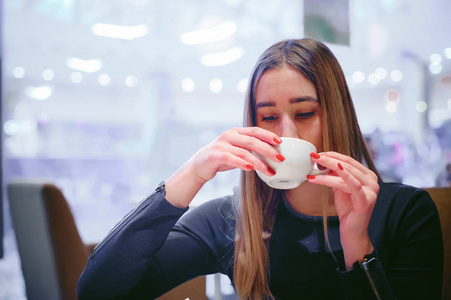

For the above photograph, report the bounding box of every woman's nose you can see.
[280,115,298,138]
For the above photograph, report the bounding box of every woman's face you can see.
[254,66,323,152]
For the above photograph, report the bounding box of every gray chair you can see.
[8,181,92,300]
[8,181,206,300]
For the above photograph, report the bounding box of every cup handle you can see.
[309,152,328,176]
[309,162,329,175]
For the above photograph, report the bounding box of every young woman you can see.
[77,39,443,299]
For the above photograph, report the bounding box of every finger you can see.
[212,151,275,177]
[222,130,284,163]
[310,152,371,186]
[323,151,378,180]
[227,147,277,176]
[336,163,377,210]
[307,174,352,194]
[336,163,366,198]
[236,127,283,145]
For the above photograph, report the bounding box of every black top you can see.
[77,182,444,299]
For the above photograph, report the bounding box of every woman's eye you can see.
[261,115,278,122]
[296,111,315,119]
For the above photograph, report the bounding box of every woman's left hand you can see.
[308,151,380,270]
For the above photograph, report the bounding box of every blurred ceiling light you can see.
[125,75,139,88]
[237,78,248,93]
[13,67,25,78]
[416,101,427,112]
[368,73,379,85]
[429,63,443,74]
[209,78,223,93]
[352,71,365,83]
[92,23,148,40]
[445,48,451,59]
[71,72,83,83]
[66,57,102,73]
[375,68,387,80]
[429,53,443,64]
[42,69,55,81]
[25,86,52,100]
[385,101,397,114]
[181,21,236,45]
[390,70,403,82]
[386,90,400,102]
[98,74,111,86]
[202,47,243,66]
[4,119,36,136]
[182,78,195,93]
[4,120,20,136]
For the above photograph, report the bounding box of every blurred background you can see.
[1,0,450,299]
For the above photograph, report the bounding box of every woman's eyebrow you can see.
[289,96,318,104]
[255,96,318,109]
[255,101,274,109]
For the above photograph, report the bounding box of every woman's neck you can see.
[283,181,336,216]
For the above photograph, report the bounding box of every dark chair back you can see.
[8,181,88,300]
[424,187,451,299]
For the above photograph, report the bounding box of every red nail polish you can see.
[273,136,282,144]
[267,167,276,176]
[245,163,254,171]
[310,152,320,159]
[275,153,285,162]
[337,162,344,170]
[307,175,316,180]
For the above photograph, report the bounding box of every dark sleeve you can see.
[385,188,443,299]
[337,186,444,300]
[337,249,396,299]
[76,187,229,300]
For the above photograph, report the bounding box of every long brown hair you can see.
[233,38,381,299]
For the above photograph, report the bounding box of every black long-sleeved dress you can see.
[77,182,444,299]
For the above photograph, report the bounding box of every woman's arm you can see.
[308,151,379,269]
[164,127,284,208]
[337,187,443,299]
[77,189,237,299]
[77,187,189,299]
[77,127,283,299]
[309,155,443,299]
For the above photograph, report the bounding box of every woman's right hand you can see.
[192,127,284,183]
[165,127,284,207]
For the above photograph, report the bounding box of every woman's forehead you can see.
[254,68,317,101]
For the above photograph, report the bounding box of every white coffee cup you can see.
[255,137,328,189]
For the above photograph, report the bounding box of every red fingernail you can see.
[307,175,316,180]
[267,167,276,176]
[275,153,285,162]
[337,162,344,170]
[273,136,282,144]
[245,163,254,171]
[310,152,320,159]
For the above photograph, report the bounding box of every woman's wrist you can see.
[165,158,206,208]
[341,236,374,271]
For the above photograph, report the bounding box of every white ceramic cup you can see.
[255,137,328,189]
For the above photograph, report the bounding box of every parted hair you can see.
[233,38,380,299]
